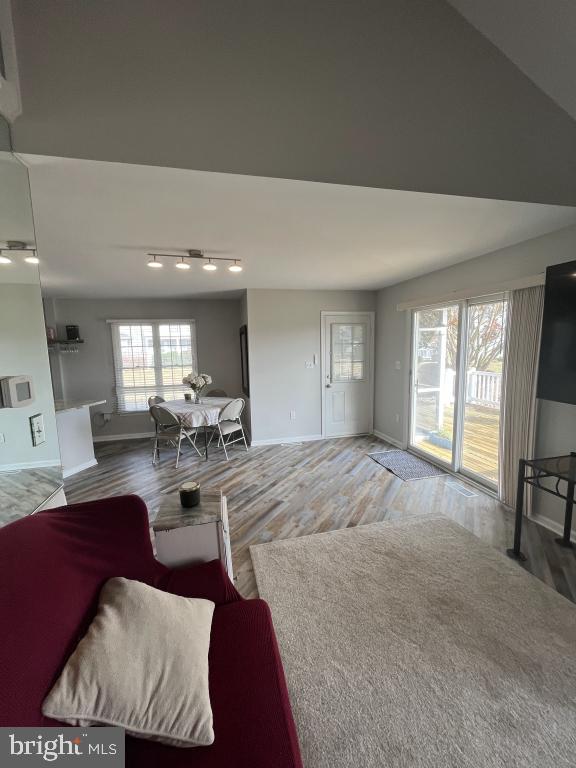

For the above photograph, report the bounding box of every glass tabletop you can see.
[525,455,576,483]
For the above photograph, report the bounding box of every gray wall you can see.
[0,115,10,151]
[247,289,376,443]
[374,224,576,530]
[0,282,60,468]
[0,148,60,473]
[48,297,243,439]
[11,0,576,205]
[239,291,251,436]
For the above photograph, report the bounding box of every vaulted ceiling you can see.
[10,0,576,206]
[447,0,576,121]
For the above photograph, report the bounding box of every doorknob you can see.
[326,383,332,388]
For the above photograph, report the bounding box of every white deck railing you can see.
[465,370,502,408]
[444,369,502,408]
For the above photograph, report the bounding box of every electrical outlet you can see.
[395,414,400,423]
[289,410,296,420]
[305,361,314,369]
[395,361,401,370]
[0,432,5,443]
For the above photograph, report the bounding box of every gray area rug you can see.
[369,449,446,480]
[251,518,576,768]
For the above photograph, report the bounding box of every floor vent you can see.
[446,480,478,498]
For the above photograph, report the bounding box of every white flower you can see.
[182,372,212,391]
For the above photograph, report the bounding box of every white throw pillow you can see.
[42,577,215,747]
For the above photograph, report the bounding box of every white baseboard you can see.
[252,431,396,447]
[93,431,155,443]
[62,459,98,478]
[372,430,406,449]
[251,434,324,447]
[0,459,61,471]
[530,511,576,543]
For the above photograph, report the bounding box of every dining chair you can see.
[206,389,228,397]
[148,395,166,438]
[209,398,248,460]
[149,405,203,467]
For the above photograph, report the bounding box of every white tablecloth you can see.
[161,397,233,428]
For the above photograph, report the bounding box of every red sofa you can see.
[0,495,303,768]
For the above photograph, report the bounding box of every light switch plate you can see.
[30,413,46,446]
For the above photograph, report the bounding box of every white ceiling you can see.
[20,154,576,299]
[447,0,576,120]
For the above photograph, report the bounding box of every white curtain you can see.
[499,285,545,512]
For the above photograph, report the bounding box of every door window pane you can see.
[461,299,507,485]
[411,306,459,464]
[331,323,366,382]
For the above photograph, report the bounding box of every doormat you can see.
[368,449,447,481]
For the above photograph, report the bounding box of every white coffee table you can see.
[152,488,233,579]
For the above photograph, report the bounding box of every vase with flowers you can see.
[182,372,212,403]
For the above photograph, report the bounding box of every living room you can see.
[1,2,576,767]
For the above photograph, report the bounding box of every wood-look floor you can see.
[64,436,576,603]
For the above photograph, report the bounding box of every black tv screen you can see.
[537,259,576,405]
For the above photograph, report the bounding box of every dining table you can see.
[161,397,233,460]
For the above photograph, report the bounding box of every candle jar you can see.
[179,481,200,508]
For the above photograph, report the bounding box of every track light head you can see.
[203,259,217,271]
[147,256,163,269]
[228,261,243,273]
[175,257,190,270]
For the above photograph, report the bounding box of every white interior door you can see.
[322,312,374,437]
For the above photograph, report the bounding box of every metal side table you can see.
[507,452,576,562]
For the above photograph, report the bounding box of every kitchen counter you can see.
[55,399,106,477]
[54,399,106,412]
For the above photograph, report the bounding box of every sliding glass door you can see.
[460,298,507,485]
[411,305,460,466]
[409,296,508,489]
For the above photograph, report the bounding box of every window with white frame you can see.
[110,320,197,412]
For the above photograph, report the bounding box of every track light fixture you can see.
[0,241,39,265]
[175,257,191,270]
[146,250,243,274]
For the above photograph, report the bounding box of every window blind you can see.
[110,320,197,412]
